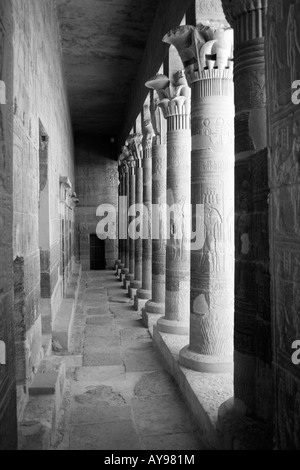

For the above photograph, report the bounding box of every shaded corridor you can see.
[53,271,205,450]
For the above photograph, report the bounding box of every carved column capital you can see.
[127,133,143,163]
[146,87,167,146]
[145,72,191,131]
[162,24,234,86]
[142,106,155,157]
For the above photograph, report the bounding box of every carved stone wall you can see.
[222,0,272,422]
[0,0,17,450]
[12,0,76,386]
[266,0,300,450]
[75,136,118,270]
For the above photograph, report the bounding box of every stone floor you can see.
[52,270,205,451]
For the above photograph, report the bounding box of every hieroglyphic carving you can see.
[163,23,234,361]
[192,117,233,145]
[148,68,191,334]
[286,2,300,85]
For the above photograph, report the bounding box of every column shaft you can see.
[135,149,152,309]
[143,143,167,326]
[125,163,136,287]
[121,166,129,279]
[180,78,235,372]
[130,161,143,292]
[221,0,272,420]
[157,122,191,335]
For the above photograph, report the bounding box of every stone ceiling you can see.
[56,0,160,137]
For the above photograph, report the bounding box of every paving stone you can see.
[140,432,204,451]
[74,385,127,406]
[86,307,110,316]
[123,350,162,372]
[86,316,114,326]
[85,324,120,338]
[83,352,123,367]
[71,404,132,425]
[69,421,141,450]
[74,366,125,383]
[133,371,176,397]
[53,271,206,451]
[131,394,197,437]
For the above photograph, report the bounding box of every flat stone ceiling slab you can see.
[56,0,160,137]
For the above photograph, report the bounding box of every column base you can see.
[129,279,141,290]
[123,275,133,290]
[115,259,122,269]
[142,301,165,328]
[128,286,137,300]
[142,309,163,329]
[117,264,124,278]
[117,268,122,279]
[120,268,129,282]
[179,345,233,374]
[134,289,151,312]
[217,397,273,450]
[156,317,189,336]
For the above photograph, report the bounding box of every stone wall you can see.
[12,0,75,385]
[75,135,118,270]
[0,0,18,450]
[266,0,300,450]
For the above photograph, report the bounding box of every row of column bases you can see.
[115,22,235,377]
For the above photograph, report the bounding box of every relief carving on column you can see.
[149,92,167,146]
[142,103,155,156]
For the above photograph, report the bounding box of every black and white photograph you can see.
[0,0,300,453]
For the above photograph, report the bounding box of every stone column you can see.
[120,159,130,282]
[124,156,136,290]
[116,163,125,279]
[217,0,272,433]
[148,72,191,335]
[134,109,154,311]
[128,134,143,299]
[266,0,300,450]
[142,89,167,328]
[163,25,235,371]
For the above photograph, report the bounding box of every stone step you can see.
[52,299,75,351]
[18,357,66,450]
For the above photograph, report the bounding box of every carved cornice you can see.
[162,25,234,86]
[145,71,191,120]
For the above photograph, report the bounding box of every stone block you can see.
[52,299,75,350]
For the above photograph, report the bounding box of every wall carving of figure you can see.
[287,1,300,85]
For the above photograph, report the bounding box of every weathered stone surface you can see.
[143,90,167,326]
[148,71,191,335]
[75,136,118,271]
[265,0,300,450]
[165,23,235,371]
[0,0,17,450]
[221,0,272,428]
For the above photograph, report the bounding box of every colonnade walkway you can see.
[53,270,205,450]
